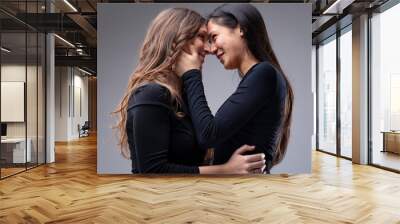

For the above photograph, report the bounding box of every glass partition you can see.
[1,30,28,177]
[0,1,46,179]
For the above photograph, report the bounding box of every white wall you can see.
[55,66,68,141]
[54,66,89,141]
[72,72,89,138]
[1,65,37,138]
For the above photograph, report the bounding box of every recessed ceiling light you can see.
[1,47,11,53]
[63,0,78,12]
[77,67,93,76]
[54,34,75,48]
[322,0,349,14]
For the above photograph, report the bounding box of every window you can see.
[339,27,352,158]
[370,2,400,171]
[317,35,337,155]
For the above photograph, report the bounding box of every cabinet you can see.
[382,131,400,154]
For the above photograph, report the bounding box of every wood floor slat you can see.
[1,134,400,223]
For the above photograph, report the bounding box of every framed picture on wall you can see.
[1,81,25,122]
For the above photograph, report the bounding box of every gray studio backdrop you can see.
[98,3,312,174]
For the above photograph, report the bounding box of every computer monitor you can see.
[1,123,7,137]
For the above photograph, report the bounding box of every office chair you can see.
[79,121,90,138]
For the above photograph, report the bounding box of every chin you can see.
[223,62,235,70]
[221,58,237,70]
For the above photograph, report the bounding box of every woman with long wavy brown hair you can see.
[113,8,265,174]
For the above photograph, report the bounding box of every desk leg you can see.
[382,133,386,152]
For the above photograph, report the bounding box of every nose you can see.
[205,42,217,55]
[204,42,211,55]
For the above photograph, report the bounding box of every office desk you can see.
[1,138,31,163]
[381,131,400,154]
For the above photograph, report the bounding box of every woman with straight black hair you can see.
[175,3,294,173]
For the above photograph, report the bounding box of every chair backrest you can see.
[82,121,90,129]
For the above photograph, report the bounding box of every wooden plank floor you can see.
[0,167,26,178]
[1,134,400,223]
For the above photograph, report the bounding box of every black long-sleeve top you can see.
[126,83,206,174]
[181,61,287,167]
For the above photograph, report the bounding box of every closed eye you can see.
[208,34,216,44]
[197,34,207,42]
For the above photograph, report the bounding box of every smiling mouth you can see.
[217,52,224,60]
